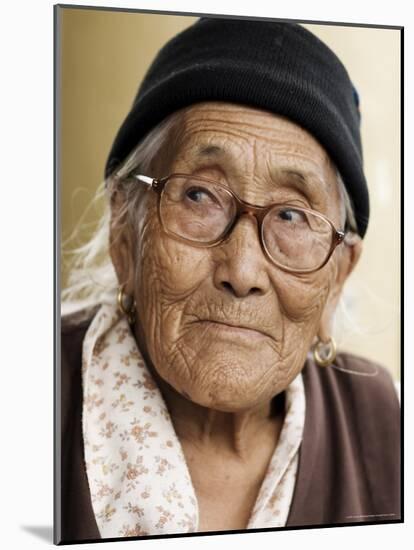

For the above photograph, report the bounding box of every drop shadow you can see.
[20,525,53,543]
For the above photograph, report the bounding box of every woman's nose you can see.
[213,213,271,298]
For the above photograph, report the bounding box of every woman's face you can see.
[114,102,358,412]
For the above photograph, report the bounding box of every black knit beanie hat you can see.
[105,17,369,237]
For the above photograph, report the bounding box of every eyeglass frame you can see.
[125,172,346,274]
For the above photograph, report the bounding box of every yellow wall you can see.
[58,8,401,379]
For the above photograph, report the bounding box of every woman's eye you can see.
[278,208,306,223]
[185,186,214,204]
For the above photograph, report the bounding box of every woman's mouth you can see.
[196,320,269,341]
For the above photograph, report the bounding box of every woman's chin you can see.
[174,370,277,413]
[154,343,288,411]
[184,388,261,413]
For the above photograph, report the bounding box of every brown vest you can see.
[57,311,401,543]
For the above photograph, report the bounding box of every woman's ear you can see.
[318,236,363,342]
[109,190,136,296]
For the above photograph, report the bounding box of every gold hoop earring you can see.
[117,285,136,325]
[313,336,337,367]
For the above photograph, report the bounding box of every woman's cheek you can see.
[139,208,207,294]
[270,265,335,325]
[136,228,212,354]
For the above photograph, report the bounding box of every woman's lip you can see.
[197,320,269,339]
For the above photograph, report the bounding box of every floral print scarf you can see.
[82,302,305,538]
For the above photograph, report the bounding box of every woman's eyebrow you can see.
[195,143,227,158]
[179,142,228,164]
[277,168,328,193]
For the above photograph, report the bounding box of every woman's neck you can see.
[133,324,285,461]
[158,378,285,459]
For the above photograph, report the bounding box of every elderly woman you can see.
[60,18,400,543]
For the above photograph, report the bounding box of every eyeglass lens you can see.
[160,176,333,271]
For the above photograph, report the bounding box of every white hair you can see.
[61,107,359,318]
[61,108,184,316]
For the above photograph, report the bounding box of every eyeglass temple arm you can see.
[133,174,155,187]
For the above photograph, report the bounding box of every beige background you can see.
[58,8,401,380]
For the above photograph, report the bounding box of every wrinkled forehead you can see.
[169,102,340,207]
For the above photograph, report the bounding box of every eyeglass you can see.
[126,172,346,274]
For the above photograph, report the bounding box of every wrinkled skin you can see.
[110,102,362,530]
